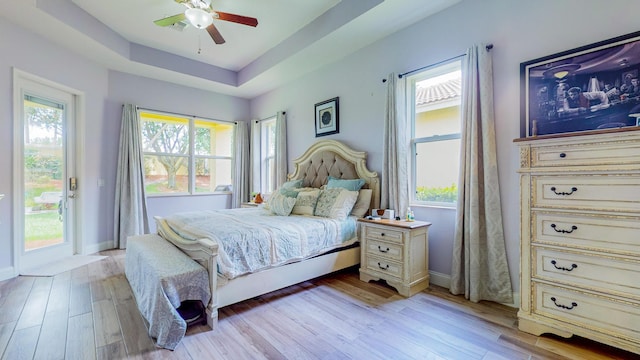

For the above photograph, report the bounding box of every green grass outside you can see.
[25,211,63,242]
[416,184,458,203]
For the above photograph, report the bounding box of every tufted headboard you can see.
[288,140,380,210]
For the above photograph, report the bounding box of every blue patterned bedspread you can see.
[159,207,357,280]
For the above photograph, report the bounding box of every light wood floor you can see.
[0,249,636,360]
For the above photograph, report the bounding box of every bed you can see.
[153,139,380,330]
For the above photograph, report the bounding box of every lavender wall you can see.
[0,18,109,278]
[2,0,639,298]
[106,71,250,233]
[0,19,249,278]
[249,0,640,299]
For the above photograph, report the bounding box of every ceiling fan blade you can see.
[154,13,186,26]
[206,24,226,44]
[214,11,258,27]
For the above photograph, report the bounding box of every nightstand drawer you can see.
[365,240,403,262]
[534,247,640,300]
[366,255,403,279]
[532,176,640,212]
[363,226,404,244]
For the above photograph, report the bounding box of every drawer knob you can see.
[377,262,389,270]
[380,233,385,237]
[559,152,566,158]
[550,186,578,196]
[377,246,390,253]
[550,260,578,271]
[550,224,578,234]
[550,297,578,310]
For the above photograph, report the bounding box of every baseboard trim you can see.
[429,270,450,289]
[82,240,115,255]
[0,266,17,281]
[428,270,519,308]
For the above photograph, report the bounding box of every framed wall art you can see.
[520,30,640,137]
[314,97,339,137]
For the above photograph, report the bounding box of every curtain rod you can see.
[133,105,237,124]
[254,111,286,123]
[382,44,493,83]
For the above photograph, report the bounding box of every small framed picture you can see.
[314,97,339,137]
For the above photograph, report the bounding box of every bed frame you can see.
[159,139,380,328]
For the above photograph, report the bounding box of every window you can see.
[409,60,462,206]
[139,110,234,195]
[260,116,276,194]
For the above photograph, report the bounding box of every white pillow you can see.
[268,190,297,216]
[314,188,359,220]
[350,189,373,217]
[291,189,321,216]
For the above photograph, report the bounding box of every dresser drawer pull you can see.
[377,246,390,253]
[550,224,578,234]
[550,186,578,196]
[550,260,578,271]
[559,152,566,158]
[377,262,389,270]
[550,297,578,310]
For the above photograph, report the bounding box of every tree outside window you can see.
[140,111,233,195]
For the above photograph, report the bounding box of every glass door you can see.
[15,76,76,271]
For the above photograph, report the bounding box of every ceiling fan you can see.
[154,0,258,45]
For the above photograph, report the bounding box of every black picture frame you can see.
[520,30,640,138]
[314,97,339,137]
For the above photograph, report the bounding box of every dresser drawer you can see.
[533,283,640,341]
[532,212,640,256]
[365,255,403,279]
[363,226,404,244]
[532,176,640,212]
[530,141,640,168]
[534,247,640,300]
[365,239,403,262]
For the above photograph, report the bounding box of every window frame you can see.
[407,59,462,208]
[259,116,277,195]
[139,109,234,197]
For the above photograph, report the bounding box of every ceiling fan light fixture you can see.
[185,8,212,29]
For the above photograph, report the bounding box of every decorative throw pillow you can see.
[268,189,298,216]
[326,176,365,191]
[281,179,303,189]
[314,188,359,220]
[277,187,299,198]
[291,188,321,216]
[350,189,373,217]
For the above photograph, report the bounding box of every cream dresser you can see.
[515,128,640,354]
[358,218,431,297]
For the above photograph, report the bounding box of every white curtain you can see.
[274,111,288,187]
[450,45,513,303]
[232,121,250,208]
[113,104,149,249]
[381,73,410,218]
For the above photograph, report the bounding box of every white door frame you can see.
[12,69,85,275]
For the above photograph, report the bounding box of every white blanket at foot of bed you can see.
[125,234,211,350]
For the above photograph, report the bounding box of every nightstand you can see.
[240,202,259,208]
[358,218,431,297]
